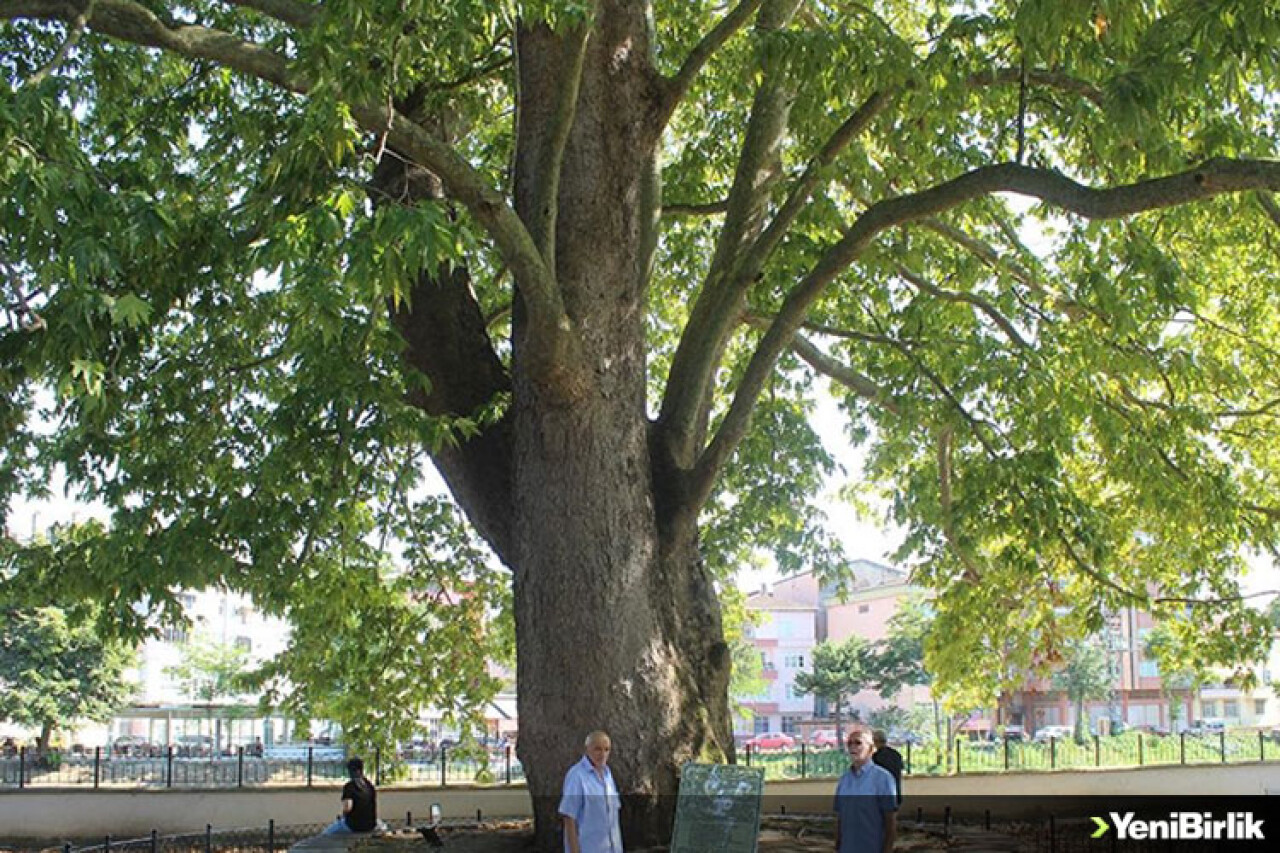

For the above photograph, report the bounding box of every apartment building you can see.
[735,560,923,736]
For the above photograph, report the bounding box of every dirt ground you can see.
[353,818,957,852]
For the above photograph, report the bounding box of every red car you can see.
[744,733,795,750]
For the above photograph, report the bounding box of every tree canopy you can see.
[793,634,871,726]
[1049,635,1112,740]
[3,1,1280,845]
[0,604,136,749]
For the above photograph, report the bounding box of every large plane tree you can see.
[3,1,1280,846]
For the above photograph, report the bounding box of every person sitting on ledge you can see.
[322,757,378,835]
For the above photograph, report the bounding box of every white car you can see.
[1033,725,1075,742]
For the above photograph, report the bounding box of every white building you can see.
[109,588,294,751]
[736,575,820,736]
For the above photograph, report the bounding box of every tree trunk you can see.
[37,720,53,754]
[504,9,733,849]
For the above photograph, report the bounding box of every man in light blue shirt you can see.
[834,725,898,853]
[558,730,623,853]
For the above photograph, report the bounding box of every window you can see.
[781,715,802,734]
[162,625,188,644]
[1254,699,1267,716]
[760,653,775,671]
[234,636,252,653]
[1223,700,1239,719]
[783,654,805,669]
[1139,659,1159,678]
[753,717,770,734]
[179,593,196,609]
[1201,700,1218,717]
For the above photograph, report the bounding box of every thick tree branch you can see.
[656,0,803,468]
[521,15,594,266]
[2,0,301,89]
[661,199,729,217]
[689,157,1280,509]
[658,0,764,126]
[1,0,575,388]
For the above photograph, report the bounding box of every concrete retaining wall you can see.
[2,763,1276,840]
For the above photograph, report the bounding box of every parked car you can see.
[1033,725,1075,742]
[744,733,795,750]
[111,735,159,757]
[809,730,840,748]
[1186,718,1227,735]
[999,725,1026,742]
[175,734,215,757]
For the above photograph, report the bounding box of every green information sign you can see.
[669,763,765,853]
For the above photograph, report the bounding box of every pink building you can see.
[736,560,928,737]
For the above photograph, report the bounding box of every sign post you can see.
[669,763,765,853]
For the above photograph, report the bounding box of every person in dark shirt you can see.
[322,757,378,834]
[870,729,904,806]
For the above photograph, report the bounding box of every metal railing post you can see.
[267,819,275,853]
[745,744,751,767]
[505,745,512,784]
[1004,736,1010,771]
[205,824,212,853]
[1137,733,1144,766]
[905,741,911,775]
[1094,734,1100,767]
[375,748,381,785]
[800,743,806,779]
[307,747,314,787]
[1180,732,1186,765]
[1050,737,1057,770]
[955,739,963,774]
[17,746,24,789]
[237,746,244,787]
[440,745,448,786]
[94,746,102,789]
[166,746,174,789]
[150,828,158,853]
[1219,731,1226,763]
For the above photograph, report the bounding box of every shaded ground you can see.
[343,816,994,852]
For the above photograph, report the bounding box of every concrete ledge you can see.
[3,762,1277,839]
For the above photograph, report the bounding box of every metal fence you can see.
[740,730,1280,780]
[0,745,525,790]
[3,731,1276,791]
